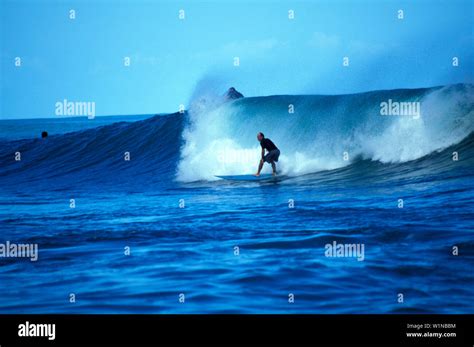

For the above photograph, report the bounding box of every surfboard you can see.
[215,174,277,181]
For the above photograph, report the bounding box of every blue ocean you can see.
[0,84,473,313]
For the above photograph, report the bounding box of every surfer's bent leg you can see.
[271,160,276,174]
[264,149,279,175]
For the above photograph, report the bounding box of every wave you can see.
[0,83,472,187]
[0,114,184,187]
[177,83,474,181]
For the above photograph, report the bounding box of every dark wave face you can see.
[0,84,473,313]
[0,114,184,190]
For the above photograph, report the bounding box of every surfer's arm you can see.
[255,147,265,176]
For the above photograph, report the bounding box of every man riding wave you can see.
[255,132,280,176]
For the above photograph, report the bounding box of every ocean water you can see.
[0,84,473,313]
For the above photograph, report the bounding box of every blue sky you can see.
[1,0,473,118]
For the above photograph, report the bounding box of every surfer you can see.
[255,132,280,176]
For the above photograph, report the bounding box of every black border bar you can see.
[0,314,473,345]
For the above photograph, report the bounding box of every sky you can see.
[1,0,473,119]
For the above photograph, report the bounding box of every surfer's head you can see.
[257,132,264,141]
